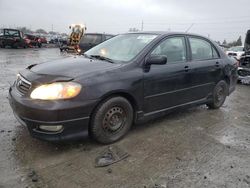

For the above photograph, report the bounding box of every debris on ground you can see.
[95,146,129,167]
[28,170,38,183]
[176,157,181,161]
[243,175,250,185]
[151,183,167,188]
[107,168,112,173]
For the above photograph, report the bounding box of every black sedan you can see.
[8,32,238,143]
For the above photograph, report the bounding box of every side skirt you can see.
[135,97,210,123]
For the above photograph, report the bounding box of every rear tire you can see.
[90,96,133,144]
[207,80,228,109]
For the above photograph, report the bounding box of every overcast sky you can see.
[0,0,250,42]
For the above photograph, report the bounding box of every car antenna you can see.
[185,23,194,33]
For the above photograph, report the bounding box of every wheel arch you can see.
[224,76,230,95]
[88,91,139,133]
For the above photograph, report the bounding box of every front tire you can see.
[90,96,133,144]
[207,80,228,109]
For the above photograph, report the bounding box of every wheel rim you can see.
[102,107,126,134]
[215,85,226,104]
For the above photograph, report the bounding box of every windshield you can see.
[4,29,19,37]
[228,46,244,52]
[80,34,102,45]
[85,33,158,62]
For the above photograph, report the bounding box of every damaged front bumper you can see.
[238,54,250,84]
[238,67,250,84]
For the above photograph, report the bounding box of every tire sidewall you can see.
[91,97,133,144]
[211,80,228,108]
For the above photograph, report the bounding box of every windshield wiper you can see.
[82,53,91,58]
[89,55,115,63]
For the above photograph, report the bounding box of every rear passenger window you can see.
[189,37,219,60]
[151,37,186,63]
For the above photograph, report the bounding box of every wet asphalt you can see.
[0,48,249,188]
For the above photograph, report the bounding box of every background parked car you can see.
[0,28,28,48]
[24,34,42,48]
[79,33,114,53]
[238,30,250,84]
[38,36,47,44]
[226,46,245,60]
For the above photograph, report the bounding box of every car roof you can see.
[84,33,114,36]
[3,28,20,31]
[127,31,208,38]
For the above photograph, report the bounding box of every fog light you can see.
[39,125,63,132]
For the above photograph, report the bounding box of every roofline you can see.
[122,31,209,38]
[1,28,21,31]
[84,32,115,35]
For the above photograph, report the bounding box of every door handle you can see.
[184,65,191,72]
[215,62,220,67]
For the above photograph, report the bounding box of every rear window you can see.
[4,30,19,37]
[80,34,102,45]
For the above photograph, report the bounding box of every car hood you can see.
[28,56,122,79]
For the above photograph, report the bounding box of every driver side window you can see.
[151,37,187,64]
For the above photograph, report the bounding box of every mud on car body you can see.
[9,32,238,143]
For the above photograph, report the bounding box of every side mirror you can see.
[145,55,167,65]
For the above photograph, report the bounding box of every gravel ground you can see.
[0,48,249,188]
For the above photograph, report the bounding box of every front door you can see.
[143,36,192,114]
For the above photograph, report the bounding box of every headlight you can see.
[30,82,81,100]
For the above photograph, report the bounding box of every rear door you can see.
[187,36,222,100]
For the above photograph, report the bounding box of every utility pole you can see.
[141,20,144,31]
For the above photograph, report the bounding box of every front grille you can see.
[240,56,250,68]
[16,75,31,95]
[238,69,250,77]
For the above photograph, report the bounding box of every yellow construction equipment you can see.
[60,24,86,53]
